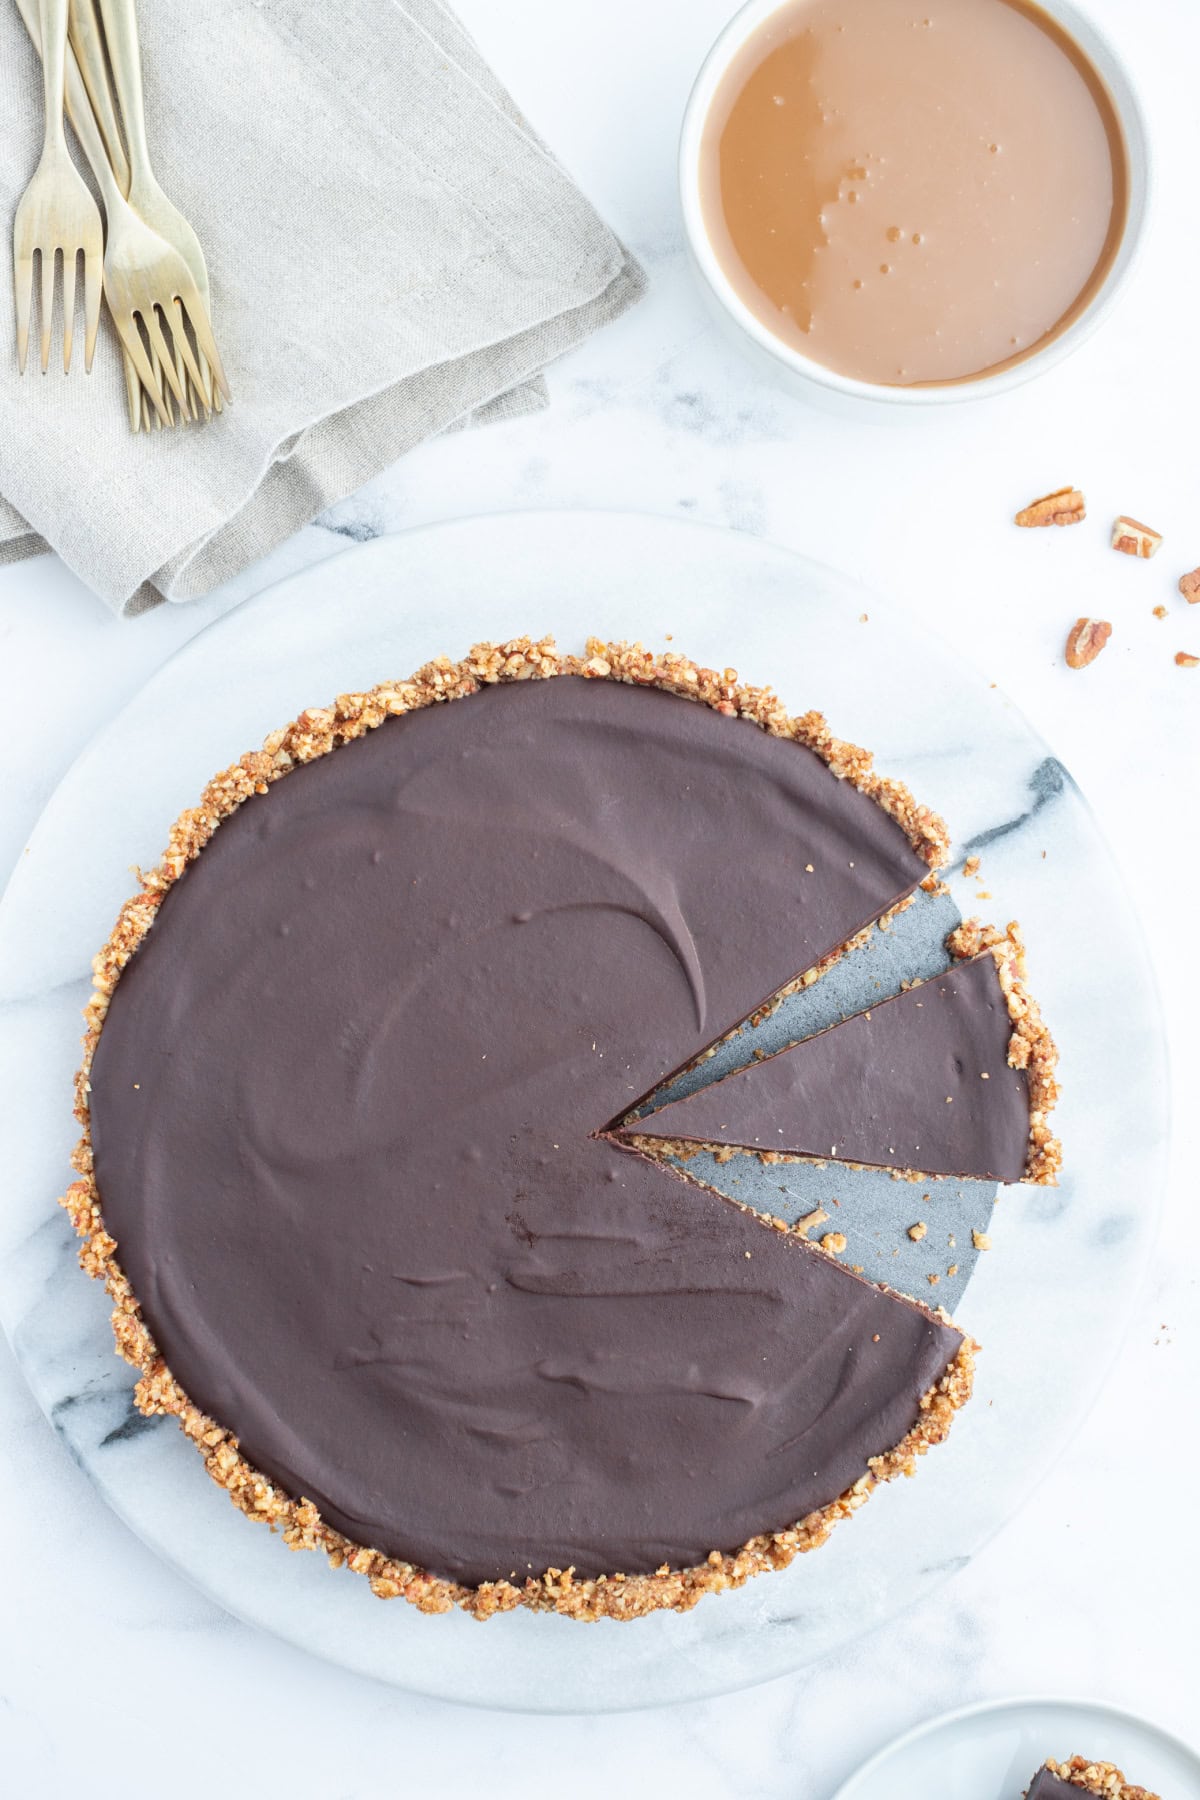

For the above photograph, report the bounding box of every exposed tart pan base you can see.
[66,638,986,1622]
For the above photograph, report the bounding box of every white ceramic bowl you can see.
[679,0,1152,414]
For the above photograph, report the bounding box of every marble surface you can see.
[1,0,1198,1788]
[0,514,1166,1713]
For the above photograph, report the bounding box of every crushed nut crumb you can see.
[795,1207,830,1238]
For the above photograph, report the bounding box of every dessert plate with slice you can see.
[832,1696,1200,1798]
[0,512,1167,1710]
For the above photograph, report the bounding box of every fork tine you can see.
[169,303,195,419]
[61,249,76,371]
[121,343,142,432]
[170,299,201,418]
[82,242,101,372]
[154,343,176,425]
[160,292,209,417]
[169,309,211,418]
[179,291,230,403]
[147,340,174,425]
[112,311,171,425]
[14,249,33,374]
[39,248,56,373]
[178,297,217,416]
[141,306,187,409]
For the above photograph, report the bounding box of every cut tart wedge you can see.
[1026,1757,1161,1800]
[63,638,991,1622]
[617,921,1060,1186]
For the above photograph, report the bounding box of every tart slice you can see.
[1026,1757,1161,1799]
[619,922,1060,1185]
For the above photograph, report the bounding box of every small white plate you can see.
[834,1696,1200,1799]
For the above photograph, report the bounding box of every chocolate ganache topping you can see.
[1026,1773,1096,1800]
[627,951,1032,1182]
[89,675,963,1586]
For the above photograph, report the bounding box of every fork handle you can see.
[97,0,152,181]
[14,0,123,210]
[38,0,70,152]
[68,0,131,196]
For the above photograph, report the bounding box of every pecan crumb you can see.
[1180,567,1200,604]
[1112,514,1162,558]
[820,1231,848,1255]
[927,1272,940,1286]
[962,854,981,879]
[1065,617,1112,669]
[947,1263,958,1277]
[908,1221,927,1242]
[795,1207,829,1239]
[972,1231,992,1251]
[1177,651,1200,668]
[1015,486,1085,527]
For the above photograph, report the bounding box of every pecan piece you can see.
[1111,515,1162,558]
[1065,618,1112,669]
[1179,567,1200,603]
[1177,651,1199,668]
[1014,486,1086,527]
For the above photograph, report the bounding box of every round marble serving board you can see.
[0,512,1167,1713]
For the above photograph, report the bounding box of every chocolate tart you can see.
[617,922,1060,1185]
[63,637,988,1623]
[1027,1758,1161,1800]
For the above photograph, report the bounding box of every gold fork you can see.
[66,0,168,431]
[12,0,103,373]
[99,0,229,415]
[14,0,222,426]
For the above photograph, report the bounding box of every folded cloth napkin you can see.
[0,0,644,614]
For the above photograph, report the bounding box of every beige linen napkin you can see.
[0,0,644,614]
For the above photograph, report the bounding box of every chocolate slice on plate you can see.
[621,930,1059,1185]
[1027,1757,1161,1799]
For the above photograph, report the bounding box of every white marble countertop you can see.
[2,0,1197,1791]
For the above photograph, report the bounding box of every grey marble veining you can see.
[0,514,1168,1715]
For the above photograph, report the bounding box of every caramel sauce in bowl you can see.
[680,0,1150,411]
